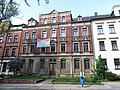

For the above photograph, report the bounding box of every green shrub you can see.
[105,72,120,81]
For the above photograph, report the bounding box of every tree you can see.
[0,0,19,76]
[24,0,49,7]
[8,60,23,75]
[0,0,19,34]
[93,55,106,80]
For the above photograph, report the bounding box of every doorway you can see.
[49,63,56,76]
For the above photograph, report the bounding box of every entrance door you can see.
[49,63,56,76]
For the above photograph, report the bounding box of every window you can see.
[5,49,9,56]
[61,29,66,37]
[61,59,66,69]
[62,16,66,22]
[97,25,103,35]
[99,41,105,51]
[24,32,29,39]
[42,30,47,38]
[61,43,65,52]
[74,59,79,69]
[51,43,56,53]
[32,32,36,39]
[2,62,7,72]
[40,59,45,69]
[7,36,12,43]
[73,43,79,52]
[73,28,79,36]
[30,44,35,53]
[111,41,118,50]
[44,18,47,24]
[102,59,108,70]
[41,47,46,53]
[29,60,33,70]
[114,59,120,69]
[11,48,16,56]
[52,17,56,23]
[119,10,120,16]
[82,27,88,36]
[84,59,90,69]
[0,36,2,43]
[14,35,18,42]
[22,45,28,53]
[51,30,56,37]
[83,42,89,52]
[109,25,115,34]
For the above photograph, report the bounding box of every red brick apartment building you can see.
[0,10,94,77]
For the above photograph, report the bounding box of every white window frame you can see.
[82,27,88,36]
[61,28,66,37]
[24,32,29,39]
[32,32,36,39]
[73,27,79,37]
[51,29,56,37]
[97,25,103,35]
[83,42,89,52]
[22,44,28,53]
[73,42,79,52]
[44,18,47,24]
[60,43,66,52]
[30,44,35,53]
[50,43,56,53]
[109,24,115,34]
[62,16,66,22]
[42,30,47,38]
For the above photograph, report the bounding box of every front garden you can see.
[0,75,45,84]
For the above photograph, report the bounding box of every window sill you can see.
[115,68,120,70]
[109,32,116,34]
[97,33,104,35]
[112,49,118,51]
[99,50,106,51]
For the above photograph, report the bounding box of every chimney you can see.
[94,12,98,16]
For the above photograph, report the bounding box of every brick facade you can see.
[0,10,94,77]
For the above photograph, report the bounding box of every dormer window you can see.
[44,18,47,24]
[119,10,120,16]
[62,16,66,22]
[52,17,56,23]
[28,21,36,26]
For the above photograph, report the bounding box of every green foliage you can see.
[93,55,106,80]
[6,75,43,80]
[0,0,19,34]
[52,77,80,82]
[105,72,120,81]
[8,60,23,75]
[0,0,19,22]
[52,77,102,84]
[24,0,49,7]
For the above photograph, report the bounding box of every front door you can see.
[49,63,56,76]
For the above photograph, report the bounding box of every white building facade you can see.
[92,5,120,75]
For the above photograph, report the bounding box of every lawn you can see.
[52,77,102,85]
[5,75,44,80]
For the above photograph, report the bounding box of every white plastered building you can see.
[92,5,120,75]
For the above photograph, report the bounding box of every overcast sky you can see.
[11,0,120,24]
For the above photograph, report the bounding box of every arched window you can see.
[62,16,66,22]
[52,17,56,23]
[44,18,47,24]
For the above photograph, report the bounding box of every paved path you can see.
[0,78,120,90]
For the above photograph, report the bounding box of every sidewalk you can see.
[0,78,120,90]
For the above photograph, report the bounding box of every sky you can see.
[11,0,120,25]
